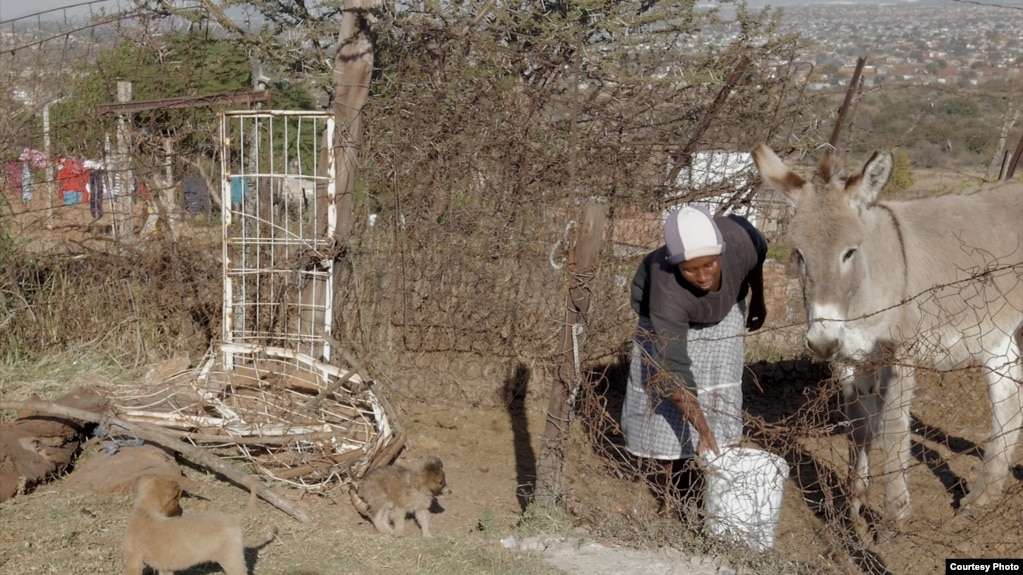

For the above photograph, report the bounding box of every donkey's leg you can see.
[877,363,914,529]
[840,364,880,521]
[960,333,1023,512]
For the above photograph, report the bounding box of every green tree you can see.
[923,123,955,147]
[887,150,914,196]
[963,129,991,155]
[49,29,315,164]
[940,96,980,119]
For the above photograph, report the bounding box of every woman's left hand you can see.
[746,297,766,332]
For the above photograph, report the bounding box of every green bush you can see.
[887,150,915,196]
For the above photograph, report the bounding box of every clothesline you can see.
[5,148,124,214]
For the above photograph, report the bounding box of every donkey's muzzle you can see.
[806,336,840,359]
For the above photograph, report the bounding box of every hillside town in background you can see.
[2,0,1020,108]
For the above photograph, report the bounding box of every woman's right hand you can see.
[696,430,721,458]
[670,390,721,458]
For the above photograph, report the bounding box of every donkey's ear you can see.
[751,144,808,206]
[845,151,891,210]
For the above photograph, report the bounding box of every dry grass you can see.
[0,473,560,575]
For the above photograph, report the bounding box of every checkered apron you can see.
[621,302,745,460]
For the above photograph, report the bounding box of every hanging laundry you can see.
[5,161,23,197]
[134,180,149,200]
[18,148,48,170]
[88,169,105,218]
[21,162,33,202]
[111,171,123,200]
[230,175,248,206]
[58,157,90,206]
[182,173,209,218]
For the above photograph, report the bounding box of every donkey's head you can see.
[751,144,894,361]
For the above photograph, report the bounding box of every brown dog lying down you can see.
[124,474,275,575]
[349,456,452,538]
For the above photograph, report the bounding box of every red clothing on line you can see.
[57,158,90,203]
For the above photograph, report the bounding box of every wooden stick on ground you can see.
[0,399,312,523]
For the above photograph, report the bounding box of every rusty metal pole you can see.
[665,57,751,190]
[535,202,607,506]
[827,56,866,154]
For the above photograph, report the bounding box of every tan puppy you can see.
[124,474,272,575]
[141,474,187,517]
[349,456,452,538]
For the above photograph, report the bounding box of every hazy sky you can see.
[0,0,123,21]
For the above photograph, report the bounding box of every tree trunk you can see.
[299,0,378,361]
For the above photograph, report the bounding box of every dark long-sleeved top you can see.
[630,214,767,395]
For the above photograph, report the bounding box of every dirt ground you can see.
[0,388,753,575]
[0,360,1020,575]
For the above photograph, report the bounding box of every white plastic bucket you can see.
[700,446,789,551]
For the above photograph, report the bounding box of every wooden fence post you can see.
[114,81,135,243]
[535,201,607,506]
